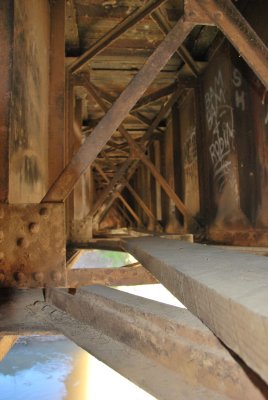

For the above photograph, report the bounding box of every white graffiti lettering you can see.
[205,70,235,193]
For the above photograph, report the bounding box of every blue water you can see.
[0,337,80,400]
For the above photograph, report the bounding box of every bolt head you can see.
[17,237,29,248]
[33,272,44,282]
[51,271,62,282]
[14,271,25,282]
[29,222,40,234]
[39,207,49,218]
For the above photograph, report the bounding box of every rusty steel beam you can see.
[0,1,14,202]
[122,236,268,386]
[187,0,268,88]
[151,8,200,76]
[85,78,186,226]
[42,17,194,203]
[67,264,157,287]
[69,0,168,74]
[120,129,197,226]
[94,162,157,228]
[116,192,143,228]
[124,180,158,227]
[89,87,184,219]
[48,0,65,187]
[132,82,178,111]
[31,286,268,400]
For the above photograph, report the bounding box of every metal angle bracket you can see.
[0,203,66,288]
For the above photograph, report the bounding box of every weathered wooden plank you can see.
[43,17,194,202]
[122,237,268,385]
[31,286,268,400]
[67,264,157,287]
[69,0,168,73]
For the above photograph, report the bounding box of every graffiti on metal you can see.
[205,70,235,193]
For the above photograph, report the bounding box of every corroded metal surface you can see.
[0,203,66,287]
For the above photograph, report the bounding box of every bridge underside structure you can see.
[1,0,268,398]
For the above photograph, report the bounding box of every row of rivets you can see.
[0,270,62,283]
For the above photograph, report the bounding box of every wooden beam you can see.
[67,264,157,287]
[123,237,268,385]
[32,286,268,399]
[0,335,18,361]
[69,0,168,74]
[188,0,268,88]
[42,17,194,203]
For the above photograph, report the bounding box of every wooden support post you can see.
[0,336,18,361]
[0,1,14,202]
[69,0,168,74]
[67,263,157,287]
[48,0,65,187]
[42,17,194,202]
[187,0,268,88]
[32,286,268,400]
[123,236,268,386]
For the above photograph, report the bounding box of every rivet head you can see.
[29,222,40,234]
[17,237,29,248]
[51,271,62,282]
[0,231,4,243]
[39,207,49,218]
[214,11,223,19]
[33,272,44,282]
[14,271,25,282]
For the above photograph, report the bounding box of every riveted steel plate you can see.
[0,203,66,288]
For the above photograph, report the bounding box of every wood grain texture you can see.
[122,236,268,384]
